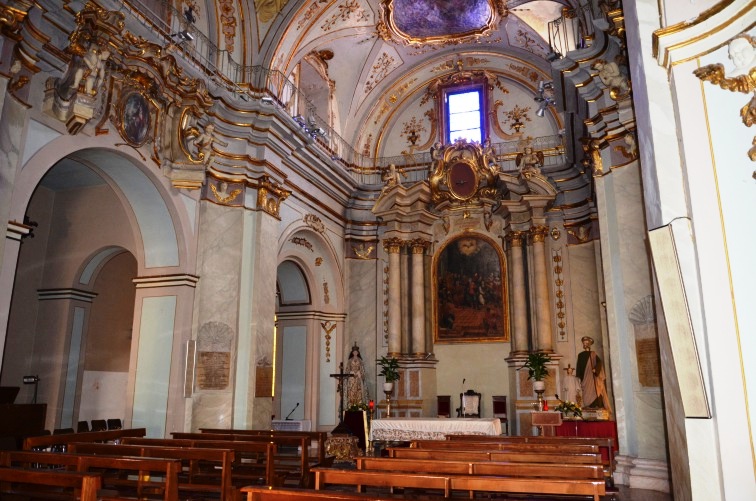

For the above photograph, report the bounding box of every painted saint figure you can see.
[576,336,611,411]
[345,343,369,408]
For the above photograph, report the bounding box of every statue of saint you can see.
[345,343,368,408]
[576,336,612,411]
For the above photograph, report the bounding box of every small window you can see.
[446,89,483,144]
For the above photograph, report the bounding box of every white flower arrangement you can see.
[554,399,582,418]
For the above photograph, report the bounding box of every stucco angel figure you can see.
[516,146,544,176]
[194,123,229,166]
[592,59,630,97]
[694,35,756,160]
[383,163,407,187]
[482,138,498,173]
[58,43,111,99]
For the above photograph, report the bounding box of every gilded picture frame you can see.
[379,0,506,46]
[118,90,151,146]
[433,234,509,343]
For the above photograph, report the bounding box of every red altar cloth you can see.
[555,419,619,461]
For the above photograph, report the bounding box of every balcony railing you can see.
[108,1,566,186]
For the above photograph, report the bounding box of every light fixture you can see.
[23,375,39,404]
[171,30,194,43]
[534,81,556,117]
[260,96,275,105]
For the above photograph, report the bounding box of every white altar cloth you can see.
[369,418,501,441]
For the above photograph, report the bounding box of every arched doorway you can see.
[1,145,192,435]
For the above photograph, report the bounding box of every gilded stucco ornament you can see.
[694,35,756,162]
[256,175,291,218]
[428,140,498,206]
[377,0,507,47]
[44,3,124,134]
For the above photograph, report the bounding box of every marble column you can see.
[410,239,429,356]
[507,232,528,355]
[383,238,403,357]
[530,226,554,352]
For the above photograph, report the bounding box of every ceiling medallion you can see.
[377,0,507,46]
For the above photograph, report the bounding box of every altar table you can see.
[369,417,502,441]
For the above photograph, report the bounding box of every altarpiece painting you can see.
[434,235,509,343]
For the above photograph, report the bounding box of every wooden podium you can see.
[530,411,562,436]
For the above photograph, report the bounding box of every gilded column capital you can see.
[529,225,548,243]
[383,237,404,254]
[409,238,430,254]
[506,231,526,247]
[255,175,290,218]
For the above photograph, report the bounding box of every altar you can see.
[369,417,502,441]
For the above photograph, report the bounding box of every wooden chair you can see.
[437,395,451,418]
[77,420,90,433]
[458,389,481,418]
[107,418,122,430]
[492,395,508,434]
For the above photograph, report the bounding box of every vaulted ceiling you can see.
[191,0,568,157]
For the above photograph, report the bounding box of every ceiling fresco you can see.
[194,0,566,156]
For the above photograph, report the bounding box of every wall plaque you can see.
[196,351,230,390]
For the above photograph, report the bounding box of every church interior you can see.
[0,0,754,499]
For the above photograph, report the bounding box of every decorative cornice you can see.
[6,220,33,241]
[652,0,756,69]
[133,274,200,288]
[38,288,98,302]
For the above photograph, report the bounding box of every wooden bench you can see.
[0,466,101,501]
[172,432,312,486]
[22,428,147,452]
[312,467,450,497]
[0,450,180,500]
[445,434,617,485]
[121,436,278,487]
[241,485,431,501]
[355,456,604,480]
[67,442,236,501]
[200,428,330,465]
[409,439,601,454]
[387,447,604,465]
[312,467,605,501]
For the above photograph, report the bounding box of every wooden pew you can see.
[387,446,604,465]
[355,456,604,480]
[0,450,180,500]
[172,432,312,487]
[311,467,605,501]
[241,485,416,501]
[121,437,278,487]
[312,467,450,497]
[200,428,330,465]
[445,434,617,484]
[408,439,601,454]
[67,442,236,501]
[0,467,101,501]
[22,428,147,451]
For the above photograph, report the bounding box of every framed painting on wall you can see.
[433,234,509,343]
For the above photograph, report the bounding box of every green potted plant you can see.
[377,356,400,392]
[521,352,552,391]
